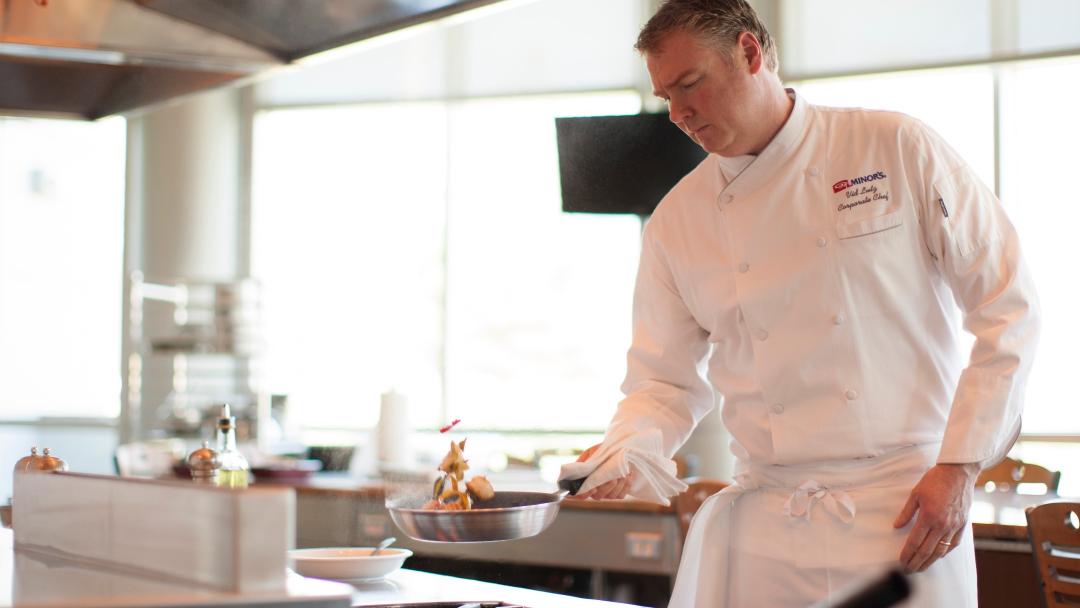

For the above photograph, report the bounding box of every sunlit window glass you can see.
[0,117,125,419]
[444,92,642,430]
[251,103,447,430]
[779,0,991,77]
[998,57,1080,434]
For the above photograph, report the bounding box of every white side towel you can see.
[558,428,687,506]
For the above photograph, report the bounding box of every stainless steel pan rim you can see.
[387,491,563,543]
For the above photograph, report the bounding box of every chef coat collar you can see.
[712,88,808,197]
[716,154,756,183]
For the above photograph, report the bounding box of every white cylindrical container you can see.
[377,390,412,470]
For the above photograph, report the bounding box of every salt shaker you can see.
[187,441,222,484]
[14,447,69,474]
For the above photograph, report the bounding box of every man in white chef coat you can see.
[564,0,1041,606]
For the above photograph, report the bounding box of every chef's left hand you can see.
[567,444,633,500]
[893,462,979,573]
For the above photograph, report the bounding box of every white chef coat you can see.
[603,90,1040,606]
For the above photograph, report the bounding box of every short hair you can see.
[635,0,779,73]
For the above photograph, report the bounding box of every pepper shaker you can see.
[187,442,222,484]
[14,447,69,474]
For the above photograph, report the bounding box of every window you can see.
[779,0,1080,78]
[0,117,126,419]
[997,57,1080,435]
[251,102,447,430]
[779,0,992,77]
[444,92,642,430]
[251,91,641,432]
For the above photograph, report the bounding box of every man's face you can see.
[646,29,759,157]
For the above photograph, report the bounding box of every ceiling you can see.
[0,0,503,120]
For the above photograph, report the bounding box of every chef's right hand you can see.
[569,443,633,500]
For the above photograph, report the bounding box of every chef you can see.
[564,0,1041,606]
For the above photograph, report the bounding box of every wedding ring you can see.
[938,540,952,547]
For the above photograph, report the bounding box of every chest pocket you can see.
[837,211,903,239]
[833,174,903,239]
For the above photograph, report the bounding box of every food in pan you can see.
[465,475,495,500]
[422,438,495,510]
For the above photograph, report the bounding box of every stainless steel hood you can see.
[0,0,503,120]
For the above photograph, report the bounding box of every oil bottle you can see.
[214,404,250,488]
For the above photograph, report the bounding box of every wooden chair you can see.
[976,456,1060,494]
[1025,502,1080,607]
[673,478,728,540]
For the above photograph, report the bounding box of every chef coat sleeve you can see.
[604,215,715,459]
[910,121,1041,467]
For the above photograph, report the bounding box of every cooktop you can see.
[365,603,532,608]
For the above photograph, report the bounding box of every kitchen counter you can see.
[286,472,1061,535]
[288,475,670,513]
[290,474,1074,607]
[294,479,681,577]
[350,569,637,607]
[292,476,680,605]
[0,527,635,608]
[0,526,352,607]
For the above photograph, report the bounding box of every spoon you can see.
[371,536,396,556]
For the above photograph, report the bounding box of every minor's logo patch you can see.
[832,171,887,194]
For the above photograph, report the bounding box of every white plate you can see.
[288,547,412,581]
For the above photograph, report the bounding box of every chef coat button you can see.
[771,403,785,414]
[757,330,769,341]
[833,314,845,325]
[806,167,821,177]
[816,237,827,248]
[845,389,858,401]
[726,194,735,204]
[738,262,750,273]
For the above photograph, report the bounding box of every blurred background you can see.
[1,0,1078,500]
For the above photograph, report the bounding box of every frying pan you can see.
[387,478,586,543]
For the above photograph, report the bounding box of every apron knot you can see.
[782,480,856,524]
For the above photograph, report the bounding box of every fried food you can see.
[438,438,469,479]
[465,475,494,501]
[423,439,495,510]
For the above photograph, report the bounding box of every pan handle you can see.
[557,476,587,496]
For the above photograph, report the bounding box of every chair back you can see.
[1025,501,1080,608]
[976,456,1060,494]
[673,478,728,540]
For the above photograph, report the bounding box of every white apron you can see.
[668,444,977,607]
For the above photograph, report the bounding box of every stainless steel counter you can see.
[348,569,638,607]
[0,527,351,608]
[296,486,681,576]
[0,527,636,608]
[293,482,679,604]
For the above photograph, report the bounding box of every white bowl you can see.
[288,547,412,581]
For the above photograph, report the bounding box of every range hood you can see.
[0,0,502,120]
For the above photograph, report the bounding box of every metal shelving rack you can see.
[125,272,264,441]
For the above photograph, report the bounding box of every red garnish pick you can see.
[439,419,461,433]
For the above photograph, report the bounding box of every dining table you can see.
[970,487,1070,608]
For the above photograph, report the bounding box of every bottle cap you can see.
[217,403,234,430]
